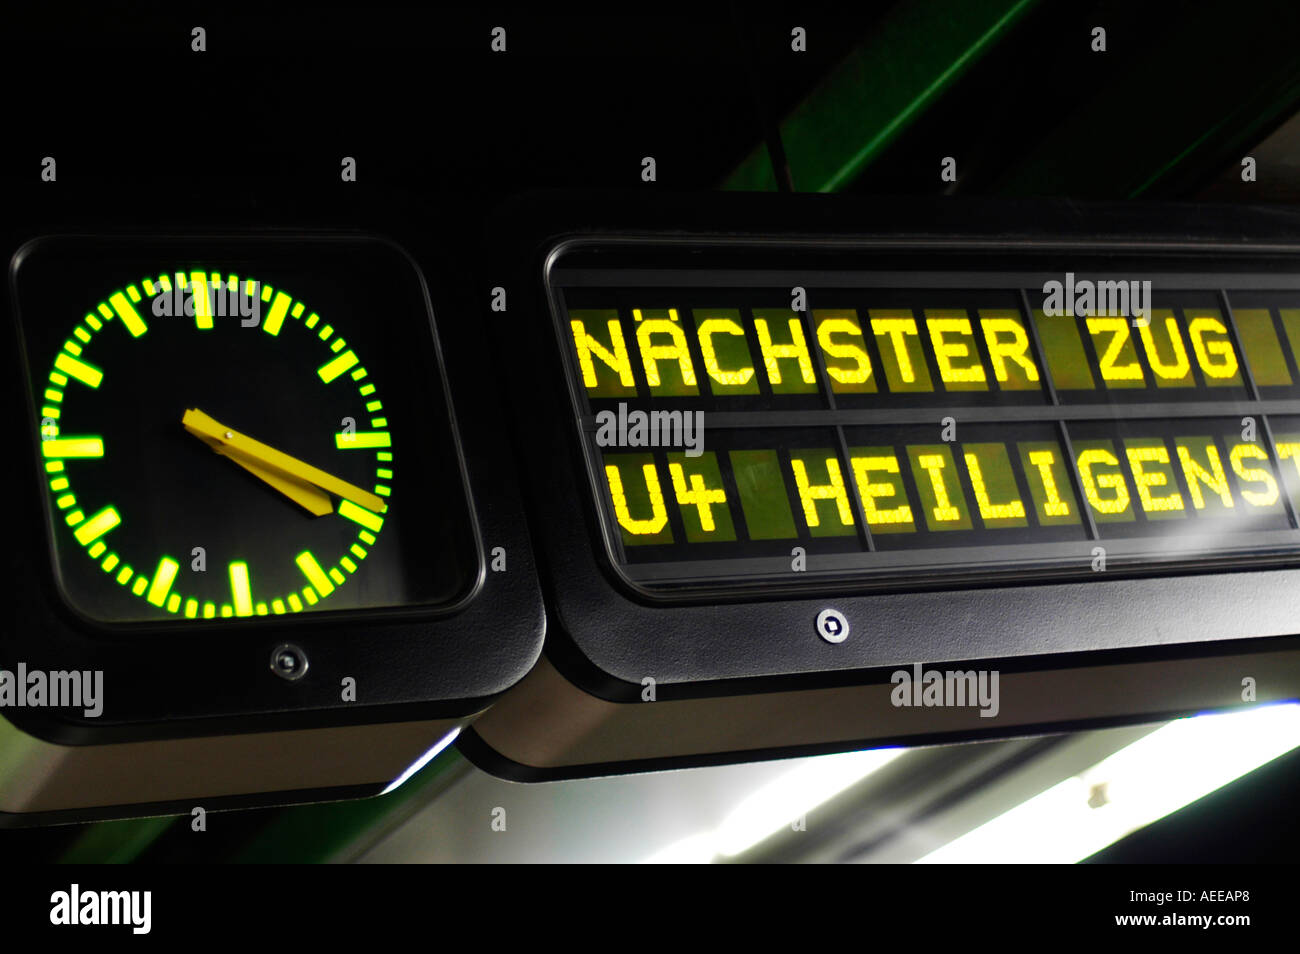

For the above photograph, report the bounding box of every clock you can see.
[13,235,478,627]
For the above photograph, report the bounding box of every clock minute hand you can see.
[183,408,387,515]
[217,444,334,516]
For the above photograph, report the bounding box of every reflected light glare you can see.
[917,703,1300,864]
[379,727,462,796]
[637,746,904,863]
[715,747,904,858]
[642,833,718,865]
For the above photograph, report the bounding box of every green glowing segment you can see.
[54,352,103,389]
[329,568,345,585]
[146,556,180,607]
[42,437,104,458]
[131,576,148,596]
[338,499,384,532]
[263,291,292,336]
[295,551,335,596]
[73,506,121,545]
[191,272,214,329]
[229,561,253,617]
[166,593,181,613]
[318,350,359,383]
[110,291,148,337]
[185,599,198,619]
[203,602,216,619]
[336,431,391,449]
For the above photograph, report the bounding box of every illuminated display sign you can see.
[551,265,1300,591]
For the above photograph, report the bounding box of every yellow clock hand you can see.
[217,447,335,516]
[183,408,387,515]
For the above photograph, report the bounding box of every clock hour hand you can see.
[217,447,334,516]
[183,408,387,515]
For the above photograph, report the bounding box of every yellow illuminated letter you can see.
[635,310,697,388]
[816,317,872,385]
[755,317,816,386]
[668,462,727,532]
[605,462,668,535]
[916,454,961,522]
[1137,317,1191,382]
[1188,317,1239,380]
[927,317,987,384]
[1027,450,1071,516]
[1275,442,1300,481]
[1077,449,1131,514]
[1176,442,1233,509]
[696,318,754,386]
[850,455,913,526]
[964,450,1026,520]
[1126,445,1184,513]
[871,317,920,383]
[571,318,634,388]
[1230,444,1279,507]
[1087,318,1144,382]
[982,317,1040,383]
[790,457,854,528]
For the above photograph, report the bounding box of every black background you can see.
[2,0,1300,869]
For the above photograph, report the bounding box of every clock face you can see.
[12,237,481,626]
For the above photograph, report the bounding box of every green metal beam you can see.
[723,0,1040,193]
[991,2,1300,198]
[58,815,177,864]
